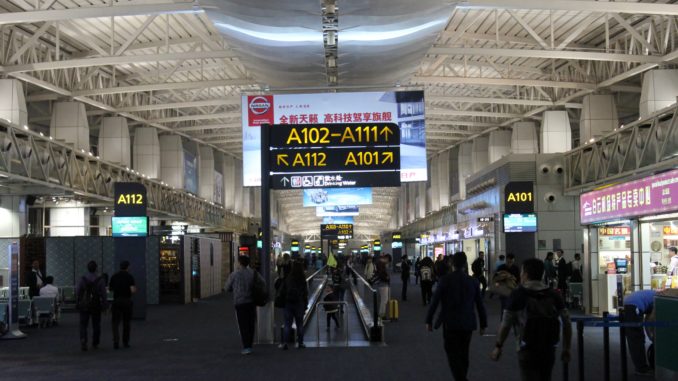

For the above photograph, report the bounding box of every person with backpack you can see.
[76,261,108,351]
[419,256,434,306]
[225,255,265,355]
[278,261,308,350]
[491,258,572,381]
[400,255,411,301]
[323,284,341,330]
[426,252,487,381]
[109,260,136,349]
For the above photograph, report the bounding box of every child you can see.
[323,285,341,330]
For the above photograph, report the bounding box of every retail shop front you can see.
[580,169,678,315]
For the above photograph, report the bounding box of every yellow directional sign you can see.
[277,153,289,166]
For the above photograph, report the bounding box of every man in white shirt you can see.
[39,276,60,302]
[668,247,678,276]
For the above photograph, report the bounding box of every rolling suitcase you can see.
[387,299,399,321]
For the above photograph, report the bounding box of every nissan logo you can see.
[249,96,271,115]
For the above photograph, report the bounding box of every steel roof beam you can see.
[117,98,241,112]
[71,79,250,97]
[149,112,240,124]
[0,2,197,25]
[413,75,596,89]
[2,51,238,73]
[428,47,663,64]
[458,0,678,16]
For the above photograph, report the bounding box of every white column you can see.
[407,182,416,223]
[0,196,26,237]
[50,102,89,152]
[199,146,215,200]
[580,94,618,143]
[399,184,407,227]
[416,182,426,219]
[438,150,450,208]
[541,111,572,153]
[223,155,235,210]
[458,142,473,199]
[241,187,251,218]
[133,127,161,179]
[471,136,489,173]
[511,121,539,154]
[98,117,130,167]
[639,69,678,118]
[159,135,184,189]
[430,156,440,212]
[213,152,224,205]
[488,130,512,163]
[234,161,243,214]
[0,79,27,127]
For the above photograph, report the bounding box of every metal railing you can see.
[315,301,349,347]
[0,119,248,230]
[564,102,678,193]
[302,267,329,327]
[348,264,382,342]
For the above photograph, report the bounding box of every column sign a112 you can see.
[114,182,147,216]
[504,181,534,213]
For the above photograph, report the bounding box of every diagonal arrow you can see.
[382,151,394,164]
[277,153,289,166]
[380,125,394,142]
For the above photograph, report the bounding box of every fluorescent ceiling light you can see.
[214,22,322,43]
[341,20,445,42]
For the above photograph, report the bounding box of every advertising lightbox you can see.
[322,216,354,224]
[503,213,537,233]
[316,205,360,217]
[112,216,148,237]
[303,188,372,207]
[242,91,426,186]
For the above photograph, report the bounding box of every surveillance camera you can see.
[545,193,556,203]
[540,165,550,174]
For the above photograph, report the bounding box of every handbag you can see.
[251,270,269,307]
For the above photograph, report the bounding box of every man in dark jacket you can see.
[556,249,569,293]
[76,261,108,351]
[400,255,411,301]
[426,252,488,381]
[27,260,45,298]
[471,252,487,297]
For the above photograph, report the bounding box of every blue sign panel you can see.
[112,216,148,237]
[303,187,372,207]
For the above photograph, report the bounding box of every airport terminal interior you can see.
[1,0,678,380]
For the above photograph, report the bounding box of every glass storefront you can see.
[640,216,678,290]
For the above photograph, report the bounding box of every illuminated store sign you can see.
[581,169,678,224]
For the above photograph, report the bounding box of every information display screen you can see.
[321,224,353,239]
[112,216,148,237]
[614,258,629,274]
[503,213,537,233]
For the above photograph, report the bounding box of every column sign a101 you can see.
[504,181,534,213]
[114,182,148,217]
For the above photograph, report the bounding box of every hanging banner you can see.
[302,187,372,207]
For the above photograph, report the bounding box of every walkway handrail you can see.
[302,274,329,328]
[348,264,382,342]
[306,265,328,283]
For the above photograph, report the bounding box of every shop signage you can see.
[392,232,402,241]
[598,227,631,236]
[477,217,494,223]
[663,226,678,235]
[504,182,534,214]
[114,182,147,217]
[321,224,353,239]
[580,169,678,224]
[373,240,382,251]
[268,123,401,189]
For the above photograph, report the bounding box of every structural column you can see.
[541,111,572,153]
[430,157,440,212]
[159,135,184,189]
[488,130,512,163]
[0,79,27,127]
[98,117,131,167]
[639,69,678,118]
[50,102,89,152]
[511,121,539,154]
[438,150,450,208]
[199,146,215,200]
[458,142,473,199]
[580,94,618,144]
[133,127,161,179]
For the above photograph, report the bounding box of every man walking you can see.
[400,255,411,301]
[491,258,572,381]
[76,261,107,351]
[419,256,434,306]
[471,252,487,297]
[225,255,264,355]
[426,252,487,381]
[556,249,569,293]
[109,260,136,349]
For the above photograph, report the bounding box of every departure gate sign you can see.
[321,224,354,239]
[269,123,401,189]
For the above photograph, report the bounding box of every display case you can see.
[159,242,183,304]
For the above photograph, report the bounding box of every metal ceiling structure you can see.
[0,0,677,238]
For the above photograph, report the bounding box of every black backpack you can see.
[522,288,561,350]
[77,276,102,312]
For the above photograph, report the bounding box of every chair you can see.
[17,299,32,326]
[32,296,57,328]
[60,286,76,310]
